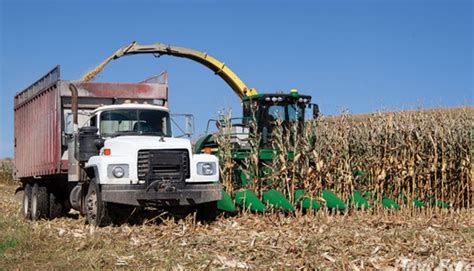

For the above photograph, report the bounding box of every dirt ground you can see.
[0,183,473,270]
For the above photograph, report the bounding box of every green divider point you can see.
[294,189,306,202]
[413,199,424,208]
[217,190,237,212]
[382,197,401,209]
[322,190,346,210]
[234,190,266,213]
[428,198,450,209]
[437,200,451,209]
[239,170,249,187]
[351,190,372,209]
[436,200,450,209]
[294,189,321,210]
[301,197,321,210]
[263,189,294,211]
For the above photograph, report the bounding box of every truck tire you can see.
[49,189,63,219]
[22,183,32,220]
[85,179,111,226]
[31,182,49,220]
[196,201,219,222]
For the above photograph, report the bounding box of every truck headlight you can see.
[107,164,129,179]
[113,166,125,178]
[197,162,216,176]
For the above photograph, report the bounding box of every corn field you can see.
[0,159,14,185]
[218,106,473,210]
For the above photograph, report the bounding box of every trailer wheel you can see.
[196,201,219,222]
[85,179,111,226]
[49,190,63,219]
[31,183,49,220]
[22,183,32,220]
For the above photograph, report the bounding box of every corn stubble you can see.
[0,108,472,269]
[221,106,473,210]
[1,180,471,269]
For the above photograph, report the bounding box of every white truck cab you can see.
[72,102,221,225]
[85,103,219,184]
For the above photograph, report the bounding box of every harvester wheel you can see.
[196,201,218,222]
[22,183,32,220]
[85,179,112,226]
[31,182,49,220]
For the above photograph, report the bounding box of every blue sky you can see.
[0,0,472,158]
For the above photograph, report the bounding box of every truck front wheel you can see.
[85,179,111,226]
[22,183,32,219]
[31,182,49,220]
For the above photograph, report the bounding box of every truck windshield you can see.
[100,109,171,137]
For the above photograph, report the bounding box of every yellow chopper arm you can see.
[81,42,258,100]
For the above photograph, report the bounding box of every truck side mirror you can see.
[312,104,320,119]
[171,113,194,138]
[65,113,74,135]
[185,115,194,136]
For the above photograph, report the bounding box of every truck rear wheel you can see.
[49,189,63,219]
[85,179,111,226]
[196,201,219,222]
[31,182,49,220]
[22,183,32,220]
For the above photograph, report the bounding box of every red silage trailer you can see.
[14,66,169,181]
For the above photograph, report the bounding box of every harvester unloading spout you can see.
[81,41,258,99]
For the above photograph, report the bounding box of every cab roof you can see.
[93,103,169,114]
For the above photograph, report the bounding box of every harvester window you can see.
[266,104,303,123]
[268,105,285,121]
[256,102,305,147]
[287,104,303,122]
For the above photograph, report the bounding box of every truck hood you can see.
[103,136,192,156]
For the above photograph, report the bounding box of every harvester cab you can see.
[241,91,313,147]
[201,90,315,150]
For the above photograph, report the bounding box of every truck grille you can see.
[137,149,190,182]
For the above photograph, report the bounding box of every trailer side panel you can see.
[14,66,169,180]
[14,82,61,178]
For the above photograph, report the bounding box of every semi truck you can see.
[14,66,221,226]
